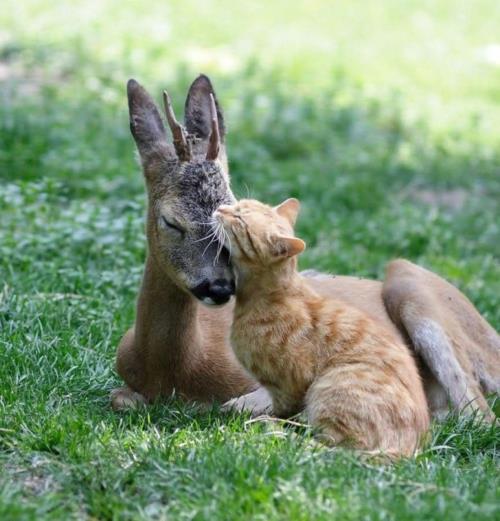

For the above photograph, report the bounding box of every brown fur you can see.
[214,199,430,456]
[112,76,499,423]
[112,76,256,408]
[383,259,499,420]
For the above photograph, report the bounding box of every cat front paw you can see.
[221,386,273,417]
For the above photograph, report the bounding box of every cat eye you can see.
[162,216,184,236]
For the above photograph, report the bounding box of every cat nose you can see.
[214,206,231,220]
[207,278,235,305]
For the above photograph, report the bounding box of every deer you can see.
[111,74,500,422]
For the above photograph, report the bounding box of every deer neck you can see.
[135,254,202,384]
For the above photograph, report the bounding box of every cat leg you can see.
[305,366,426,457]
[305,371,371,450]
[221,386,273,416]
[383,259,496,420]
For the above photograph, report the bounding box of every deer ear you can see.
[273,236,306,258]
[274,198,300,226]
[184,74,225,141]
[127,79,169,161]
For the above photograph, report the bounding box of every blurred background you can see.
[1,0,499,323]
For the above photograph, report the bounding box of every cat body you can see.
[215,199,430,456]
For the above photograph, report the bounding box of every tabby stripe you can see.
[244,225,262,262]
[232,232,253,262]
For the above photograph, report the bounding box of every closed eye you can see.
[162,216,184,235]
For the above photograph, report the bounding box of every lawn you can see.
[0,1,499,519]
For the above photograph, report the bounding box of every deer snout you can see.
[190,278,235,306]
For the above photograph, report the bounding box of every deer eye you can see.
[161,216,184,236]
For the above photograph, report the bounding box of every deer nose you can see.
[191,278,235,306]
[207,278,235,305]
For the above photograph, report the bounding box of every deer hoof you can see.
[110,386,148,411]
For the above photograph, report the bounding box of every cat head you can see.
[213,198,306,271]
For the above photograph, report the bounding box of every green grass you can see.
[1,1,499,519]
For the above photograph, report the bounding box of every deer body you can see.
[112,76,499,420]
[115,256,255,403]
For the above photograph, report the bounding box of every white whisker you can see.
[213,221,226,266]
[192,220,215,226]
[221,225,232,259]
[202,232,219,258]
[193,229,218,243]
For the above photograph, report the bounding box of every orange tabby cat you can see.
[214,198,430,457]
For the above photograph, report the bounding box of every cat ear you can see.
[273,236,306,258]
[274,198,300,226]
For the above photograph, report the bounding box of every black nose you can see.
[208,279,235,305]
[190,278,235,305]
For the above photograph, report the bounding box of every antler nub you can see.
[206,93,220,161]
[163,90,191,162]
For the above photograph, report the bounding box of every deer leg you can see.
[382,259,496,420]
[404,317,479,413]
[111,327,148,410]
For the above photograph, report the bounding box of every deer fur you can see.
[112,76,499,422]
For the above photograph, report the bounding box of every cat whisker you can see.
[214,221,226,266]
[214,220,232,266]
[192,220,216,226]
[202,234,219,258]
[193,229,218,243]
[202,224,221,258]
[221,225,232,259]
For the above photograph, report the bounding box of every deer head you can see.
[127,75,235,306]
